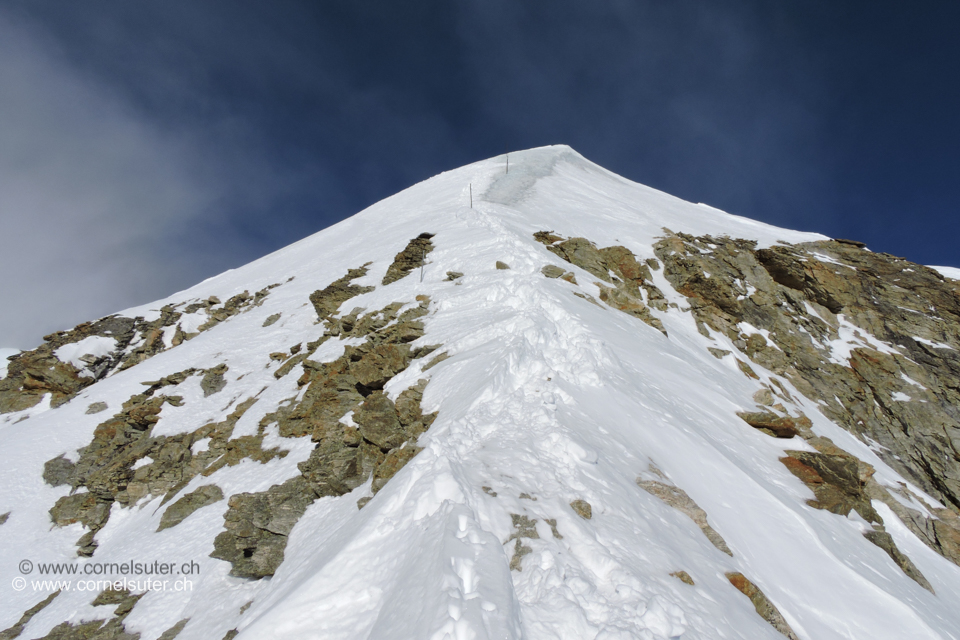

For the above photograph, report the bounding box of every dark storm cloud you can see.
[1,1,958,348]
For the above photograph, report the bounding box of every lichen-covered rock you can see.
[655,231,960,512]
[157,484,224,531]
[262,313,281,327]
[570,499,592,519]
[86,402,108,415]
[725,572,800,640]
[0,315,136,414]
[209,291,440,578]
[372,445,421,493]
[30,588,143,640]
[309,265,375,321]
[211,477,317,579]
[637,476,732,556]
[43,376,282,556]
[200,364,228,397]
[863,529,934,592]
[0,285,281,416]
[0,590,59,640]
[541,265,566,278]
[535,232,667,334]
[654,230,960,569]
[382,234,434,285]
[670,570,695,586]
[355,392,405,450]
[736,411,805,439]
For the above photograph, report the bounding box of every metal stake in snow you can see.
[469,183,473,209]
[506,153,509,174]
[420,248,424,283]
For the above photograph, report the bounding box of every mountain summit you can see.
[2,146,960,640]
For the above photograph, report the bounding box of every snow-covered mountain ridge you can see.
[2,146,960,640]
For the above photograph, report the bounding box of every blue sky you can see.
[1,1,958,348]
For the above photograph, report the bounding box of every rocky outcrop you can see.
[157,484,224,531]
[382,233,434,285]
[653,230,960,577]
[0,591,60,640]
[210,285,440,578]
[508,514,539,571]
[725,572,800,640]
[200,364,229,397]
[33,589,142,640]
[637,467,732,556]
[654,231,960,519]
[43,366,287,556]
[309,265,375,320]
[1,286,280,416]
[535,232,667,335]
[569,499,592,519]
[0,316,137,413]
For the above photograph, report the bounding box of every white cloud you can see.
[0,10,221,348]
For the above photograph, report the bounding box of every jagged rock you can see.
[509,538,532,572]
[863,529,934,592]
[86,402,108,415]
[654,231,960,521]
[211,294,439,577]
[43,455,76,488]
[736,411,804,439]
[200,364,229,397]
[33,589,142,640]
[752,389,775,406]
[495,261,510,270]
[725,572,800,640]
[670,571,695,586]
[355,392,405,450]
[541,265,566,278]
[444,271,463,281]
[0,285,282,415]
[536,233,668,333]
[637,478,732,556]
[156,620,189,640]
[780,450,880,522]
[0,512,8,525]
[533,230,564,244]
[372,445,421,493]
[309,265,375,321]
[0,316,138,414]
[157,484,224,531]
[211,477,318,579]
[262,313,281,327]
[570,499,592,519]
[865,479,960,567]
[510,514,539,540]
[545,518,562,539]
[423,352,449,371]
[44,381,281,557]
[50,493,111,529]
[0,590,60,640]
[382,234,434,285]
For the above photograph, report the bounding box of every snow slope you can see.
[2,146,959,640]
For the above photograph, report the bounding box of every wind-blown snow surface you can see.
[3,146,960,640]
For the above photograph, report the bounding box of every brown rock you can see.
[570,499,593,519]
[725,572,800,639]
